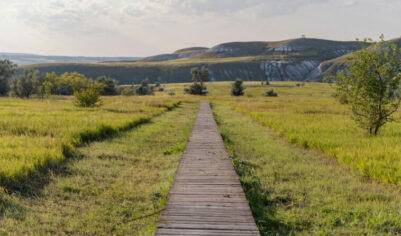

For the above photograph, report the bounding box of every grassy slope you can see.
[0,96,180,191]
[0,102,197,235]
[213,103,401,235]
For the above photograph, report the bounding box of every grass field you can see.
[193,82,401,186]
[213,103,401,234]
[0,96,180,191]
[0,102,197,235]
[1,81,401,234]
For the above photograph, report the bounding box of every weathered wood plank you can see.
[155,102,259,235]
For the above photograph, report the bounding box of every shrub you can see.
[231,78,245,96]
[96,76,119,95]
[74,83,103,107]
[262,89,278,97]
[168,90,175,96]
[158,87,164,92]
[135,79,154,95]
[121,86,134,96]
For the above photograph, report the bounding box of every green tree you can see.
[332,36,401,135]
[96,76,119,95]
[185,66,210,95]
[0,59,17,95]
[74,83,104,107]
[36,72,60,98]
[59,72,91,95]
[231,78,245,96]
[10,69,40,98]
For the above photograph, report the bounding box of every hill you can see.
[20,38,372,84]
[312,37,401,80]
[0,52,141,66]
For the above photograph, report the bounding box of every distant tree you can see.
[74,83,104,107]
[135,78,154,95]
[10,69,40,98]
[36,72,60,98]
[231,78,245,96]
[185,66,209,95]
[332,36,401,135]
[96,76,119,95]
[0,59,17,95]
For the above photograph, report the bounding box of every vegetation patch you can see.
[213,103,401,235]
[0,96,181,192]
[0,102,197,235]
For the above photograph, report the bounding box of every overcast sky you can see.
[0,0,400,57]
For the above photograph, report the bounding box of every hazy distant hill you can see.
[20,37,389,84]
[141,47,208,62]
[0,52,141,66]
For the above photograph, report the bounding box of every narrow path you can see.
[156,102,259,235]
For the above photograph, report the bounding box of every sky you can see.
[0,0,400,57]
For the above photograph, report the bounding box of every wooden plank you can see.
[155,102,259,235]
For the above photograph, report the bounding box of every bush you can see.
[262,89,278,97]
[135,79,154,95]
[185,83,205,95]
[74,83,103,107]
[96,76,119,95]
[121,86,134,96]
[231,78,245,96]
[158,87,164,92]
[168,90,175,96]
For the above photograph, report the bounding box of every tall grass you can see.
[211,82,401,186]
[0,96,180,190]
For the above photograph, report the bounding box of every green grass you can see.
[0,102,197,235]
[0,96,180,191]
[207,82,401,186]
[212,103,401,235]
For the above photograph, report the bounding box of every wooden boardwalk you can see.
[156,102,259,235]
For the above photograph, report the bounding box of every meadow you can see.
[199,82,401,186]
[1,81,401,234]
[0,102,197,234]
[0,96,180,191]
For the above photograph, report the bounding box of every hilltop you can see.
[18,37,384,84]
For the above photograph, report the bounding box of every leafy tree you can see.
[231,78,245,96]
[185,66,209,95]
[96,76,119,95]
[59,72,91,95]
[135,78,154,95]
[332,36,401,135]
[10,69,40,98]
[0,59,17,95]
[36,72,60,98]
[74,83,104,107]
